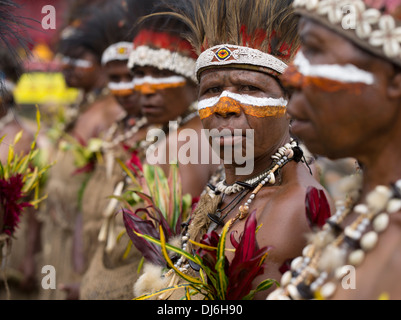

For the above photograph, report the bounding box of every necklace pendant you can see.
[239,205,250,219]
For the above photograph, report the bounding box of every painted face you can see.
[105,60,140,118]
[132,66,196,125]
[61,49,99,91]
[286,18,397,160]
[198,68,291,163]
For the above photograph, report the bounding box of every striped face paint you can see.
[133,75,187,94]
[60,56,94,70]
[108,81,135,96]
[197,91,288,120]
[282,51,375,93]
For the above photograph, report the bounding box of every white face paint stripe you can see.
[108,81,135,91]
[294,51,375,85]
[61,56,93,69]
[197,91,288,111]
[133,75,186,86]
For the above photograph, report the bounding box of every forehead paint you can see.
[108,81,135,96]
[61,56,94,70]
[198,91,288,120]
[282,51,375,93]
[133,75,186,94]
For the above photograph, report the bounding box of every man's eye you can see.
[204,87,221,95]
[133,70,144,77]
[241,85,259,92]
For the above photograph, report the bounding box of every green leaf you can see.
[215,220,230,299]
[133,229,203,285]
[241,279,279,300]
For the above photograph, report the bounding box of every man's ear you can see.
[387,68,401,100]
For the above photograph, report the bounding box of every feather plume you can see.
[147,0,300,62]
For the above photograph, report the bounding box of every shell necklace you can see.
[268,181,401,300]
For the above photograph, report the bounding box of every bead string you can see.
[268,181,401,300]
[169,139,300,275]
[214,139,298,196]
[102,116,148,151]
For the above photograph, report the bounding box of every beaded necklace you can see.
[102,116,148,151]
[208,138,300,231]
[268,181,401,300]
[171,138,303,274]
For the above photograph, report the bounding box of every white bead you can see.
[269,173,276,185]
[287,284,302,300]
[348,249,365,267]
[387,199,401,214]
[291,256,304,271]
[302,244,314,257]
[182,236,189,241]
[360,231,378,252]
[281,270,293,287]
[366,186,393,213]
[373,213,389,233]
[344,226,361,240]
[335,265,349,280]
[320,282,337,299]
[266,288,285,300]
[354,204,369,215]
[395,180,401,192]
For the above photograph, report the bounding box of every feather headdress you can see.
[128,3,199,82]
[150,0,301,80]
[0,0,34,95]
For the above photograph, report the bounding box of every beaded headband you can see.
[101,42,133,65]
[196,44,288,81]
[128,29,198,83]
[293,0,401,67]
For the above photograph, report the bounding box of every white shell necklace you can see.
[214,138,299,195]
[268,180,401,300]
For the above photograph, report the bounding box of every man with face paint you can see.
[268,0,401,300]
[132,0,332,300]
[128,13,219,199]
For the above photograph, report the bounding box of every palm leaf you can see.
[215,219,230,299]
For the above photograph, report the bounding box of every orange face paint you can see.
[281,51,375,94]
[281,64,366,94]
[133,76,187,95]
[108,82,135,97]
[197,91,288,120]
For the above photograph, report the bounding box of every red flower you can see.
[125,150,143,177]
[0,174,32,236]
[196,210,270,300]
[305,186,331,229]
[226,210,269,300]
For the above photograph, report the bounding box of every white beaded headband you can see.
[293,0,401,66]
[196,44,288,80]
[127,45,197,83]
[101,42,133,65]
